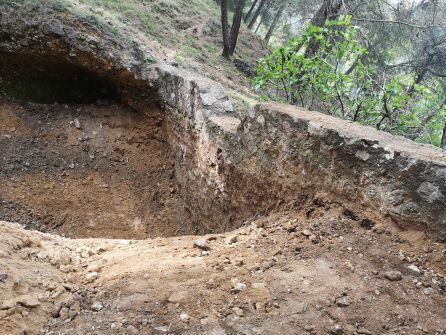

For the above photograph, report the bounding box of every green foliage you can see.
[254,16,446,147]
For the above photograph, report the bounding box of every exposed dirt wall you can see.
[1,2,445,238]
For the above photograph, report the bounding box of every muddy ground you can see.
[0,98,194,239]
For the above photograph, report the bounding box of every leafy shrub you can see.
[254,16,446,147]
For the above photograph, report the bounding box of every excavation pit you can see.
[0,56,201,239]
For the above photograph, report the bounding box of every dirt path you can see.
[0,202,445,335]
[0,99,194,239]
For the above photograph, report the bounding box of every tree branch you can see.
[350,17,446,29]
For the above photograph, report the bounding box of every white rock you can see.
[233,307,244,316]
[407,264,421,275]
[232,282,247,293]
[85,272,99,282]
[155,326,169,332]
[193,239,210,250]
[180,313,190,322]
[74,118,81,129]
[91,302,104,311]
[302,229,312,237]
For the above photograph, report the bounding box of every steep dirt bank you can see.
[0,98,193,239]
[0,204,445,335]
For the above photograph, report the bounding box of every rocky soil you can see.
[0,201,445,335]
[0,2,445,335]
[0,98,194,239]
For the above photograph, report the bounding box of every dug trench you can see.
[0,14,446,334]
[0,54,196,239]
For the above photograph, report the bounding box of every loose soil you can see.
[0,202,445,335]
[0,98,194,239]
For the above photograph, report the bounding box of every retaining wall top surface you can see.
[260,103,446,166]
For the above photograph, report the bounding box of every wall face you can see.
[228,105,446,235]
[150,65,446,239]
[1,2,445,238]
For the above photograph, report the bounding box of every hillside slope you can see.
[5,0,267,106]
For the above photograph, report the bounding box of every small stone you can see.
[193,239,210,251]
[52,301,64,318]
[304,325,315,332]
[154,326,169,332]
[59,307,70,320]
[407,264,421,275]
[68,310,78,319]
[74,118,81,129]
[0,299,16,310]
[110,322,120,330]
[91,302,104,311]
[384,270,402,281]
[309,235,319,243]
[87,263,101,273]
[231,282,247,293]
[17,295,40,308]
[85,271,99,283]
[423,287,435,295]
[233,307,244,317]
[336,296,351,307]
[0,273,7,283]
[180,313,190,322]
[357,328,372,335]
[285,222,298,232]
[70,301,81,313]
[228,236,238,244]
[302,229,312,237]
[126,325,139,334]
[330,324,345,335]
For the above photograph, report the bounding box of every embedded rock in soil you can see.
[0,99,193,239]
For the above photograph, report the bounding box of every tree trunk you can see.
[221,0,246,58]
[264,4,286,44]
[441,123,446,149]
[221,0,230,58]
[254,14,264,33]
[247,0,268,29]
[305,0,350,57]
[244,0,259,23]
[229,0,246,54]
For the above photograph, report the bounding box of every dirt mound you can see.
[0,98,194,239]
[0,203,445,335]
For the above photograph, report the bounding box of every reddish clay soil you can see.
[0,98,194,239]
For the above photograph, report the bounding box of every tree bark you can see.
[247,0,268,29]
[221,0,246,58]
[221,0,230,58]
[441,123,446,149]
[255,14,264,33]
[305,0,353,57]
[244,0,259,23]
[229,0,246,54]
[264,4,286,44]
